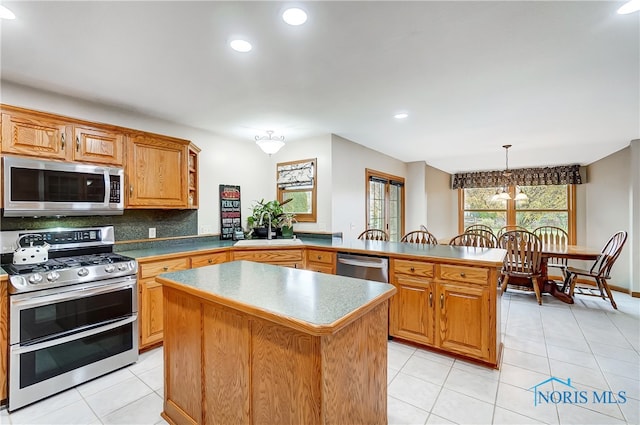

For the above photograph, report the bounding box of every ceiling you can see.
[1,1,638,173]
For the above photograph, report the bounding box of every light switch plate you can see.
[149,228,156,238]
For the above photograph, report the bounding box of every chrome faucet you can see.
[258,211,273,240]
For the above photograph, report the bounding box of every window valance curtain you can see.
[277,160,315,189]
[451,164,582,189]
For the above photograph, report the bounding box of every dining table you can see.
[539,244,601,304]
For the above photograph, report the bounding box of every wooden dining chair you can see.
[357,229,389,241]
[532,226,569,279]
[449,232,494,248]
[400,230,438,245]
[464,228,498,247]
[564,231,627,309]
[496,225,528,238]
[498,230,544,304]
[465,224,494,234]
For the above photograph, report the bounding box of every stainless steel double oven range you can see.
[0,226,138,411]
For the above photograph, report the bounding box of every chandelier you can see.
[491,145,528,201]
[255,131,285,155]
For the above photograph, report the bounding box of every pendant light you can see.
[255,131,285,155]
[491,145,528,201]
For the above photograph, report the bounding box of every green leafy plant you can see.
[246,198,294,230]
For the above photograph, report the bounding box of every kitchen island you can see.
[156,260,396,425]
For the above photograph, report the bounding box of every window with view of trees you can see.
[460,184,576,243]
[277,158,317,222]
[366,169,404,242]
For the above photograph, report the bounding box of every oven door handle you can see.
[11,314,137,355]
[11,280,135,310]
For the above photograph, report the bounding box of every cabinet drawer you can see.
[233,249,303,262]
[392,259,434,278]
[191,251,228,268]
[140,257,190,278]
[439,264,488,285]
[306,249,335,265]
[306,263,335,275]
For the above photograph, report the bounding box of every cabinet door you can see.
[127,135,188,207]
[390,276,434,345]
[1,113,69,159]
[436,282,489,361]
[73,125,124,166]
[139,278,164,348]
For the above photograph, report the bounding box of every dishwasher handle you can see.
[337,257,387,269]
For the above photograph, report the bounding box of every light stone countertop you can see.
[157,260,396,335]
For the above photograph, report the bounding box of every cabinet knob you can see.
[317,255,322,260]
[130,185,134,196]
[410,267,415,272]
[208,259,213,263]
[163,266,169,271]
[440,294,444,309]
[61,133,65,149]
[76,136,80,152]
[460,272,466,277]
[429,292,433,307]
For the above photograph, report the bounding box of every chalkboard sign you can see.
[219,185,242,240]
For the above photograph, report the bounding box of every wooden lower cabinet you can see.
[305,249,336,274]
[138,256,190,350]
[190,250,228,268]
[389,258,500,366]
[232,248,304,269]
[437,281,489,360]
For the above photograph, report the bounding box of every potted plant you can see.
[278,212,297,239]
[246,199,290,238]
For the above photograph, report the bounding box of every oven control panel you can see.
[19,230,102,247]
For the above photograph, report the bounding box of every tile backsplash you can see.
[0,209,198,241]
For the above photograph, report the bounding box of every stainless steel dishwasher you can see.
[336,252,389,283]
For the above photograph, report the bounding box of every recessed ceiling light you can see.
[618,0,640,14]
[282,8,307,26]
[0,5,16,20]
[394,113,409,119]
[230,39,252,53]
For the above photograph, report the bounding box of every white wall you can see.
[425,164,457,240]
[331,134,407,240]
[406,162,428,232]
[630,139,639,294]
[585,147,631,289]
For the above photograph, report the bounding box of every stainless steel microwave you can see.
[2,156,124,217]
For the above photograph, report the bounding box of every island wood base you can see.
[161,286,389,425]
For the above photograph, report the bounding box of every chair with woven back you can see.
[564,231,627,309]
[449,232,495,248]
[357,229,389,241]
[400,230,438,245]
[464,228,498,248]
[496,225,528,239]
[497,230,544,304]
[532,226,569,280]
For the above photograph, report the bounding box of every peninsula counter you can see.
[156,260,396,425]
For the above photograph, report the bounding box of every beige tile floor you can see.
[1,290,638,425]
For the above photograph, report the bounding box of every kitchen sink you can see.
[234,238,304,247]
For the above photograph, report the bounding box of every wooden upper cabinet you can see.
[73,125,124,166]
[127,134,189,208]
[1,112,69,160]
[1,105,124,166]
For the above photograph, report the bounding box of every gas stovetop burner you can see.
[1,226,138,294]
[4,253,134,275]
